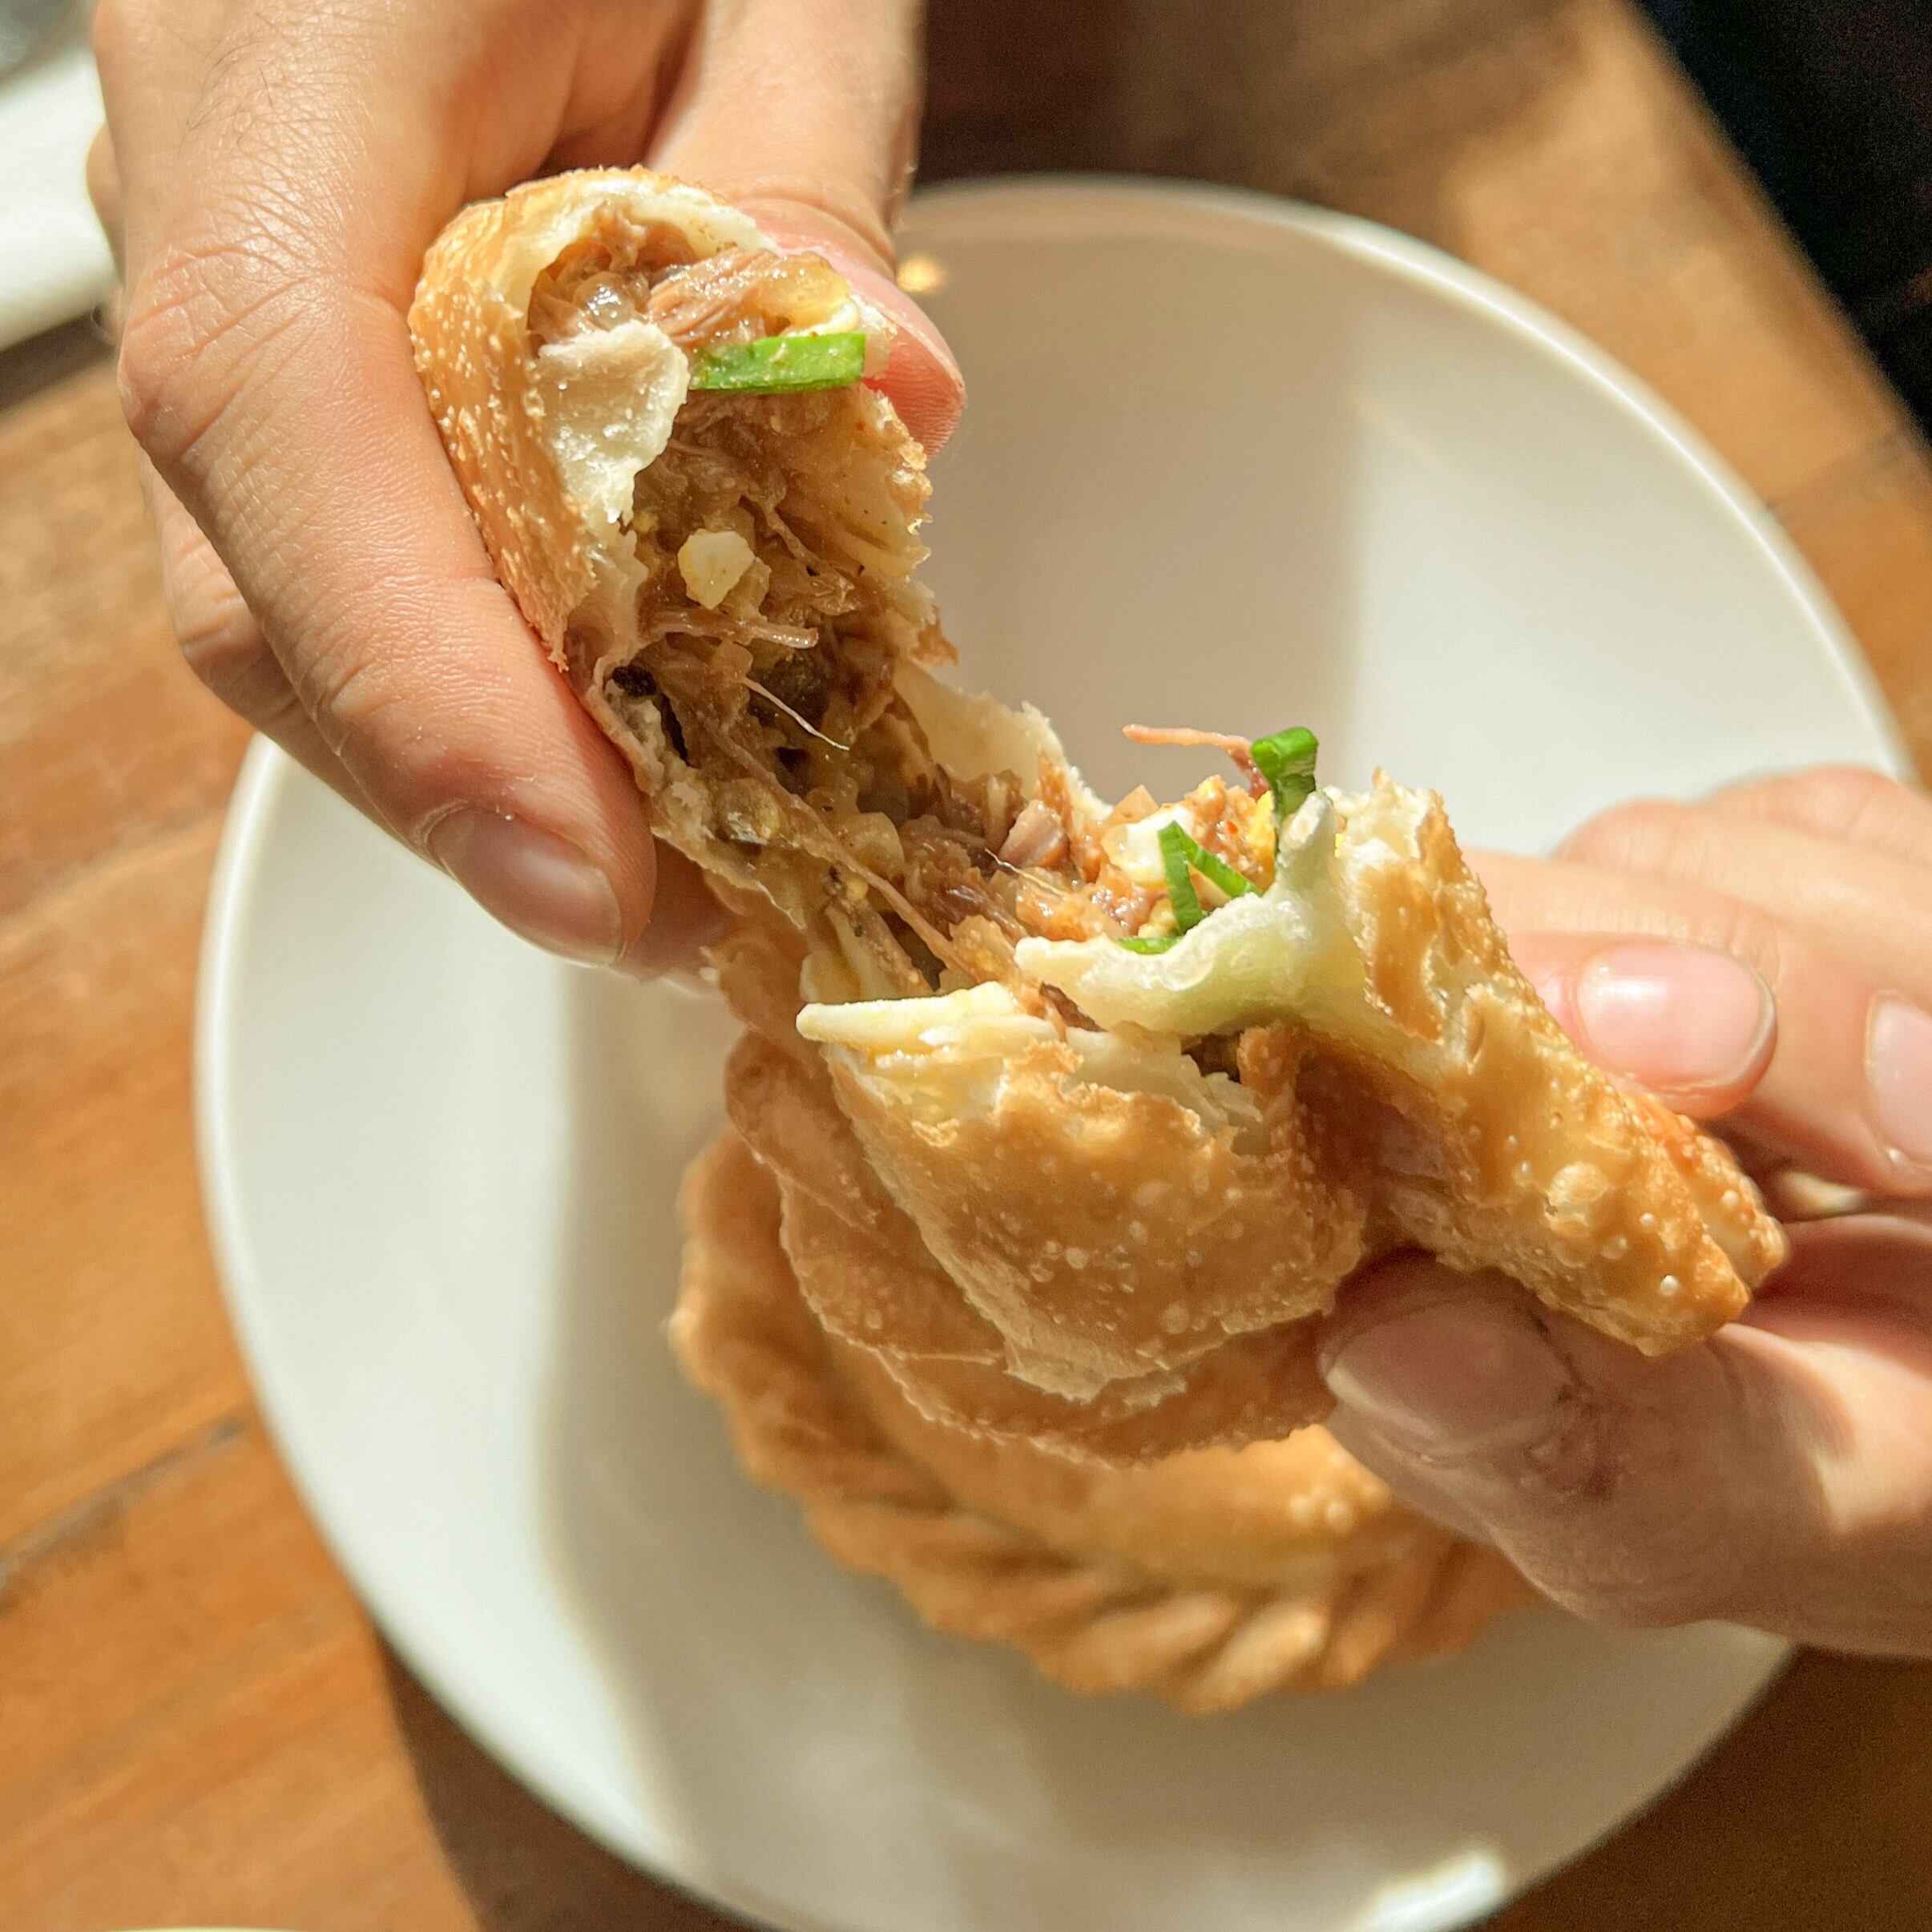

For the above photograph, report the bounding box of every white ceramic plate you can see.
[198,179,1906,1932]
[0,20,116,351]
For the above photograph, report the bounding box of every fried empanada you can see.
[411,169,1785,1462]
[672,1130,1533,1709]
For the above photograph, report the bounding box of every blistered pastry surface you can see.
[413,171,1787,1486]
[672,1131,1533,1711]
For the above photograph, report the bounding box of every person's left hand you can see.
[87,0,962,978]
[1317,764,1932,1654]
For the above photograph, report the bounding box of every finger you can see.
[139,454,369,806]
[89,0,232,278]
[1482,854,1932,1195]
[111,2,687,967]
[655,0,965,454]
[1319,1250,1932,1652]
[1510,935,1773,1118]
[140,454,724,975]
[1561,794,1932,1003]
[1707,764,1932,871]
[87,126,124,276]
[1757,1212,1932,1321]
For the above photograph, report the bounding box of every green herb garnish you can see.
[1251,727,1319,821]
[1160,822,1206,933]
[1157,821,1256,934]
[688,332,868,393]
[1117,934,1182,954]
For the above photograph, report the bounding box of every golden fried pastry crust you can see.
[413,170,1786,1466]
[711,918,1333,1458]
[672,1131,1534,1712]
[411,169,937,925]
[811,779,1786,1396]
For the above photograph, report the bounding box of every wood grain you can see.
[5,2,1932,1926]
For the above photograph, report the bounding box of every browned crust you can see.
[671,1131,1534,1712]
[726,1027,1333,1460]
[1327,781,1786,1348]
[409,169,935,922]
[822,1032,1369,1391]
[413,172,1785,1454]
[411,179,606,651]
[821,779,1786,1402]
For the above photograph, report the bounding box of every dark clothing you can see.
[1646,0,1932,432]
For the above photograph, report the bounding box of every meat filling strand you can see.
[528,220,1303,1057]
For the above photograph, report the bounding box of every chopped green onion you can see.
[1158,821,1255,934]
[1160,823,1207,932]
[688,332,868,393]
[1117,933,1182,954]
[1251,727,1319,821]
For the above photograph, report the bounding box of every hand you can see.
[1318,764,1932,1653]
[88,0,962,973]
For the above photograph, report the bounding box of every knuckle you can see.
[1494,1385,1740,1629]
[113,290,176,448]
[1802,763,1897,817]
[1779,762,1892,817]
[117,236,317,473]
[90,0,134,75]
[182,620,280,718]
[309,663,478,848]
[171,574,263,692]
[1721,764,1932,861]
[115,246,225,456]
[170,588,309,742]
[1558,797,1692,869]
[270,612,397,763]
[1705,896,1785,994]
[1813,764,1926,856]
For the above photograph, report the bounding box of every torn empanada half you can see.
[412,168,1786,1454]
[672,1130,1534,1711]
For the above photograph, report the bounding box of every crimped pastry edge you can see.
[672,1129,1535,1712]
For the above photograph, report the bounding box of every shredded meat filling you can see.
[526,214,700,345]
[532,224,1288,998]
[647,246,853,349]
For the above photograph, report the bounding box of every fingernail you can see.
[620,845,733,981]
[752,215,965,450]
[1323,1297,1572,1462]
[429,809,623,966]
[1865,992,1932,1182]
[1558,942,1773,1098]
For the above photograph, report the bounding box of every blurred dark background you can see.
[1643,0,1932,433]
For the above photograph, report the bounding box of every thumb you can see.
[655,0,965,454]
[1317,1245,1932,1651]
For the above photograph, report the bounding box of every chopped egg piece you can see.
[1104,805,1199,889]
[677,528,756,609]
[800,982,1057,1057]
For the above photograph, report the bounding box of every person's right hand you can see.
[90,0,962,973]
[1319,764,1932,1656]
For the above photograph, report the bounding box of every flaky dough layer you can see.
[725,1018,1332,1460]
[672,1131,1533,1711]
[413,169,1788,1464]
[809,779,1786,1394]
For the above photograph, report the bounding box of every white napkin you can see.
[0,39,113,350]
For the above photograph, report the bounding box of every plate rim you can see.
[196,744,763,1906]
[196,172,1900,1929]
[902,175,1911,783]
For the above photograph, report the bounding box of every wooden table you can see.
[7,2,1932,1925]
